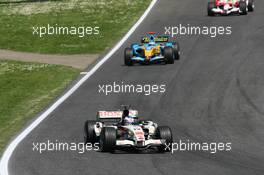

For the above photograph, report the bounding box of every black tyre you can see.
[248,0,254,12]
[124,48,133,66]
[164,47,174,64]
[100,127,116,152]
[156,126,173,152]
[239,1,247,15]
[207,2,215,16]
[84,120,98,144]
[172,42,180,60]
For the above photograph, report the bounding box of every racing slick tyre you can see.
[164,47,174,64]
[156,126,173,153]
[84,120,98,145]
[248,0,254,12]
[124,48,133,66]
[99,127,116,152]
[239,1,247,15]
[207,2,215,16]
[172,42,180,60]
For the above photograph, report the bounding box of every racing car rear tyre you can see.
[100,127,116,152]
[248,0,254,12]
[172,42,180,60]
[156,126,173,152]
[84,120,98,144]
[207,2,215,16]
[239,1,247,15]
[124,48,133,66]
[164,47,174,64]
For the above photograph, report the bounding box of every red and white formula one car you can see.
[84,107,173,152]
[207,0,254,16]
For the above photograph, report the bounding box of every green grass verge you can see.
[0,0,151,54]
[0,60,79,154]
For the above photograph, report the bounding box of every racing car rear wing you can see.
[141,35,169,43]
[97,110,138,123]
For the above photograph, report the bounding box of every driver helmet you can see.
[148,41,156,46]
[124,115,139,125]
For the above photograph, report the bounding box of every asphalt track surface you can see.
[5,0,264,174]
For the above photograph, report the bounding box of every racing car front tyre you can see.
[207,2,215,16]
[164,47,174,64]
[248,0,254,12]
[100,127,116,152]
[84,120,98,144]
[124,48,133,66]
[156,126,173,152]
[239,1,247,15]
[172,42,180,60]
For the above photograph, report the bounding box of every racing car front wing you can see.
[131,56,164,62]
[116,139,165,148]
[212,7,240,15]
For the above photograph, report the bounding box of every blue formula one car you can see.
[124,32,180,66]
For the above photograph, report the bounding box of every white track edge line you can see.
[0,0,157,174]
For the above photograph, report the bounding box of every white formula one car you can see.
[208,0,254,16]
[84,108,173,152]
